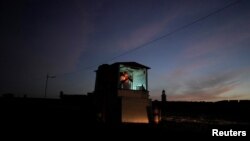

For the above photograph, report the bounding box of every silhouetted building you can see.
[93,62,151,124]
[161,90,166,102]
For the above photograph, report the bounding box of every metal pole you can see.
[45,73,49,98]
[44,73,56,98]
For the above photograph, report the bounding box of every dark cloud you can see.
[169,72,240,101]
[187,73,237,90]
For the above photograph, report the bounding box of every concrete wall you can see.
[118,90,149,123]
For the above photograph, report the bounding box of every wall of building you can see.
[118,90,149,123]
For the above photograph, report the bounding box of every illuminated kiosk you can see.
[94,62,151,124]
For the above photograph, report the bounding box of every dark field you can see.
[1,97,249,136]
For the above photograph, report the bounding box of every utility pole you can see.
[44,73,56,98]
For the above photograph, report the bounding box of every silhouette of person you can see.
[120,71,132,89]
[141,84,145,91]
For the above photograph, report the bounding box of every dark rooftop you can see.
[112,62,150,69]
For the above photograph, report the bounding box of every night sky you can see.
[1,0,250,101]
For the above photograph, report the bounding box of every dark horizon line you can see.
[1,94,249,103]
